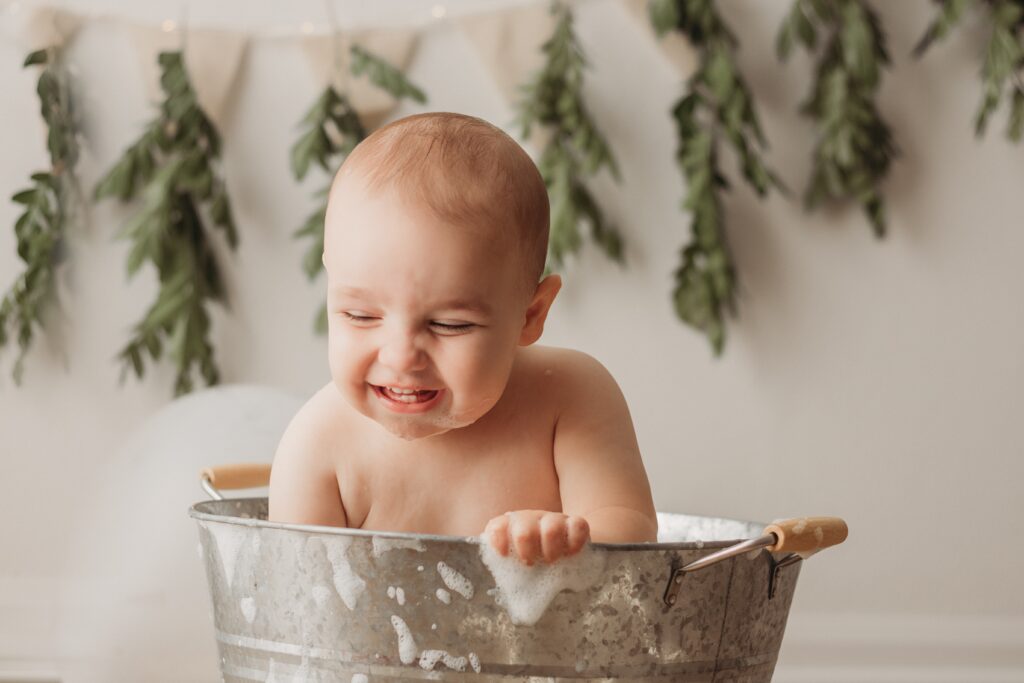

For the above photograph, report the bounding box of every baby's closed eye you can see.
[429,321,477,334]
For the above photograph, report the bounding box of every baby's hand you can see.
[484,510,590,565]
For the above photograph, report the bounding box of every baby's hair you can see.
[336,112,550,290]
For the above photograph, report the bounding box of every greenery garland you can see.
[778,0,897,237]
[290,45,427,333]
[8,5,1024,391]
[0,46,81,383]
[650,0,782,355]
[917,0,1024,142]
[94,51,237,396]
[519,1,623,270]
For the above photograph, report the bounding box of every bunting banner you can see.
[127,23,249,131]
[619,0,698,79]
[455,2,556,149]
[25,6,82,51]
[11,1,692,136]
[299,28,420,129]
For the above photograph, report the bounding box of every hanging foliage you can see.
[291,45,426,333]
[1,46,81,383]
[916,0,1024,142]
[650,0,782,355]
[518,1,623,270]
[94,51,237,396]
[778,0,897,238]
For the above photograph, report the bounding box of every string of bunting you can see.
[2,0,1023,394]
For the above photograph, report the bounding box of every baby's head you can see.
[323,112,559,440]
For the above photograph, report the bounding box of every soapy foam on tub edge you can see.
[324,537,366,610]
[372,536,426,557]
[437,561,474,599]
[479,542,606,626]
[419,649,467,672]
[207,523,245,590]
[390,615,418,664]
[311,584,331,608]
[240,596,256,624]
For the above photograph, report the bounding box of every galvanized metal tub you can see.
[189,497,826,682]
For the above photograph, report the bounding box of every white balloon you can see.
[57,384,303,683]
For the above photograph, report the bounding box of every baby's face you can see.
[324,181,533,441]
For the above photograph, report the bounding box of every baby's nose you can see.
[378,335,428,373]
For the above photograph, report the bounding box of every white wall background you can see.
[1,0,1022,680]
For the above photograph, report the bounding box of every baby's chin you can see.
[376,413,474,441]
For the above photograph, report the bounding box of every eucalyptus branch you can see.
[917,0,1024,141]
[914,0,972,56]
[1,46,81,383]
[95,51,237,396]
[350,45,428,104]
[779,0,896,237]
[650,0,782,354]
[291,47,427,333]
[519,1,623,269]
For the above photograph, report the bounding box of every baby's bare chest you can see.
[340,420,562,537]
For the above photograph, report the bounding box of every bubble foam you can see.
[419,649,467,672]
[479,542,606,625]
[390,615,418,664]
[437,561,474,599]
[324,537,366,610]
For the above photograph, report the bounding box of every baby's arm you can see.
[268,386,348,527]
[487,350,657,563]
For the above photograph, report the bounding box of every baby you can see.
[269,112,656,564]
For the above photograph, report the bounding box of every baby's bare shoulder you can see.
[519,345,621,396]
[268,383,353,525]
[277,384,353,454]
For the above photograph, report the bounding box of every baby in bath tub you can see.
[269,112,656,564]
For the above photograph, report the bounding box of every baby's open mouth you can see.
[373,385,440,404]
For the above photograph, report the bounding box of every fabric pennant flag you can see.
[618,0,698,80]
[25,6,82,51]
[300,28,420,128]
[126,22,249,131]
[456,3,556,151]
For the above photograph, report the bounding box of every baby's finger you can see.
[566,515,590,556]
[485,514,511,557]
[539,513,568,563]
[509,516,542,566]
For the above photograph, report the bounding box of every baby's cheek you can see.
[451,346,513,417]
[328,335,365,386]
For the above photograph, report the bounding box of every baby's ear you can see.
[518,274,561,346]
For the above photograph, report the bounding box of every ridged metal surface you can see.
[190,499,801,682]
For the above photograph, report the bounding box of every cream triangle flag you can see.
[126,22,249,131]
[300,28,420,130]
[456,2,557,151]
[25,6,82,51]
[618,0,698,80]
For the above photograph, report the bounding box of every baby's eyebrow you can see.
[435,299,492,316]
[332,286,491,316]
[333,286,374,299]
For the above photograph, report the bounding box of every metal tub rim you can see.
[189,497,768,552]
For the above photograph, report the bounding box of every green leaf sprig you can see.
[916,0,1024,141]
[291,46,427,333]
[1,47,81,383]
[518,1,623,270]
[94,51,237,395]
[778,0,897,237]
[650,0,782,354]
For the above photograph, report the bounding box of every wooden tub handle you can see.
[200,463,271,491]
[764,517,848,553]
